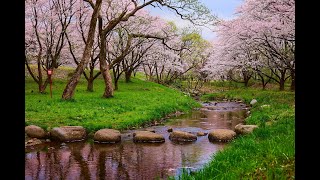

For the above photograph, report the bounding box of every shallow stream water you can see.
[25,101,248,180]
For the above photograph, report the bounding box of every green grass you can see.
[176,88,295,180]
[25,67,200,132]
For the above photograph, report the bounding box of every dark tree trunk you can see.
[242,70,252,87]
[114,80,118,90]
[112,66,119,91]
[87,66,94,92]
[244,79,249,87]
[62,0,102,100]
[290,71,295,91]
[257,73,266,90]
[125,70,132,83]
[37,53,44,93]
[87,79,94,92]
[279,70,286,91]
[279,79,285,91]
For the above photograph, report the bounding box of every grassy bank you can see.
[25,67,199,132]
[177,89,295,179]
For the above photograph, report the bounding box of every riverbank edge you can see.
[175,89,295,179]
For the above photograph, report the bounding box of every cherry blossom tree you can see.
[25,0,77,93]
[61,0,215,100]
[65,0,101,92]
[204,0,295,90]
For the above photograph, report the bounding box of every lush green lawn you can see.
[25,70,199,132]
[176,89,295,179]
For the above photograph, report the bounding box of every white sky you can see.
[146,0,244,41]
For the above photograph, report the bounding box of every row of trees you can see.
[203,0,295,90]
[25,0,295,101]
[25,0,215,99]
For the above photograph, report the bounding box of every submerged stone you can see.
[196,132,207,136]
[145,128,156,133]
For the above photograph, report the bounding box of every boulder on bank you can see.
[133,131,165,143]
[250,99,258,105]
[50,126,86,142]
[235,124,258,135]
[94,129,121,143]
[208,129,236,142]
[25,125,46,139]
[169,131,197,142]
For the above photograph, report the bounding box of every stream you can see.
[25,101,249,180]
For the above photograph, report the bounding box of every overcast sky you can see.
[146,0,244,41]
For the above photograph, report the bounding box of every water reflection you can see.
[25,102,247,180]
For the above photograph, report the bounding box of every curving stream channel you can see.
[25,101,249,180]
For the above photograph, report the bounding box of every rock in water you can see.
[94,129,121,143]
[208,129,236,142]
[133,131,165,143]
[25,125,46,139]
[145,128,156,133]
[169,131,197,142]
[25,138,43,147]
[196,132,207,136]
[50,126,86,142]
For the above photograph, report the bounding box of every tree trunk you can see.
[37,54,44,93]
[244,79,249,87]
[87,79,94,92]
[279,78,285,91]
[279,71,286,91]
[112,66,119,91]
[99,35,113,98]
[290,71,295,91]
[114,79,118,90]
[87,66,94,92]
[125,70,132,83]
[103,65,114,97]
[256,73,266,90]
[61,0,102,100]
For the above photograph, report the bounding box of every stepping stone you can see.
[169,131,197,142]
[94,129,121,143]
[50,126,86,142]
[25,125,46,139]
[25,138,43,147]
[133,131,165,143]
